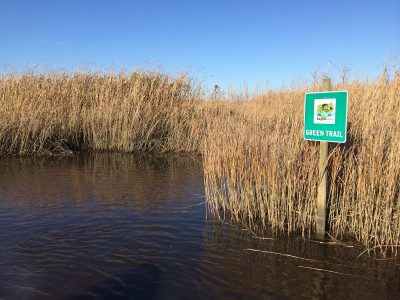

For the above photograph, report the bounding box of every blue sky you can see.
[1,0,399,90]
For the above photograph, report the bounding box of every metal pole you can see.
[316,78,331,239]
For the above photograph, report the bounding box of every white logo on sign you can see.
[314,98,336,124]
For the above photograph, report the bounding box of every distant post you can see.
[316,78,331,239]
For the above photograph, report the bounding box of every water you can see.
[0,154,398,300]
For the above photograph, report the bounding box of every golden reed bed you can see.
[1,70,399,255]
[204,80,400,256]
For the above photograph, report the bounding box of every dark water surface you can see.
[0,154,399,300]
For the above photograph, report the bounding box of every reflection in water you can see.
[0,154,399,299]
[202,224,400,299]
[0,153,202,211]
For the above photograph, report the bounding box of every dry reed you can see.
[0,70,204,155]
[204,78,400,256]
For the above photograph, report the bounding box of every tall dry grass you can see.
[0,69,399,254]
[0,70,205,155]
[204,79,400,255]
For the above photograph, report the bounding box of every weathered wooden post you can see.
[316,78,331,239]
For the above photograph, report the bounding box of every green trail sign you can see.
[304,91,348,143]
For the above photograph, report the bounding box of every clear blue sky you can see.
[1,0,399,90]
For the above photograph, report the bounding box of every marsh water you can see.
[0,154,399,300]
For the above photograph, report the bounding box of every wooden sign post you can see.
[304,78,348,239]
[317,78,331,239]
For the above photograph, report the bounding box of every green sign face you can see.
[304,91,348,143]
